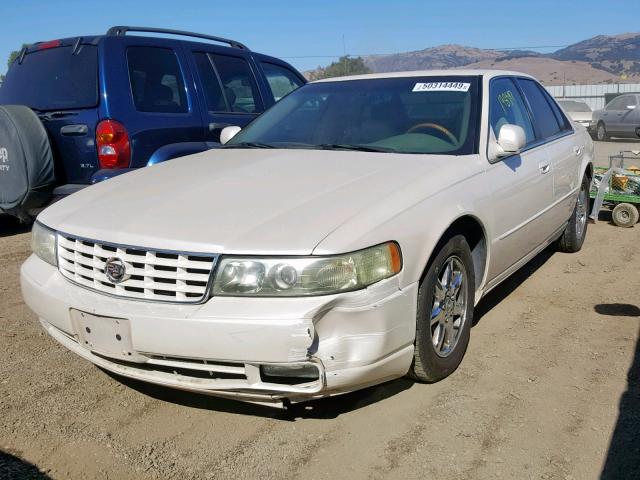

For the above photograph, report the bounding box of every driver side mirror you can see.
[626,105,637,110]
[495,124,526,157]
[220,126,242,145]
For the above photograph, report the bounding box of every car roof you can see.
[312,69,536,83]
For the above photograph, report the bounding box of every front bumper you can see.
[21,255,417,405]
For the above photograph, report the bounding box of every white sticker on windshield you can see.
[412,82,471,92]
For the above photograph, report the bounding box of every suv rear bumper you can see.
[21,255,417,405]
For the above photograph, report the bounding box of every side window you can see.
[210,54,263,113]
[260,62,304,101]
[193,53,227,112]
[517,79,562,139]
[540,86,572,132]
[489,78,535,145]
[127,47,188,113]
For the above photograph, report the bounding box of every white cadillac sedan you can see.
[21,70,593,407]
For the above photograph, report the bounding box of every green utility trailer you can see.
[590,151,640,227]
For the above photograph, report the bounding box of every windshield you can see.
[558,100,591,112]
[227,76,480,155]
[0,45,98,111]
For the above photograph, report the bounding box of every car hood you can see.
[39,149,477,255]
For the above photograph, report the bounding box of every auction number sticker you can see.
[412,82,471,92]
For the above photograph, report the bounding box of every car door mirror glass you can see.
[220,126,242,144]
[496,124,526,157]
[627,105,636,110]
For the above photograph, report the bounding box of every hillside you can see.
[308,33,640,84]
[459,57,626,85]
[362,45,506,72]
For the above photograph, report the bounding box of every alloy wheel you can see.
[429,256,469,358]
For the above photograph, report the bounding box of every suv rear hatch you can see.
[0,40,100,185]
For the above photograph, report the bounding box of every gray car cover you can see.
[0,105,55,218]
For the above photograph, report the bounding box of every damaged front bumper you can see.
[21,255,418,406]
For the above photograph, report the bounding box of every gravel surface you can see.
[1,140,639,480]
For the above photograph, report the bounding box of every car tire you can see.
[596,122,608,141]
[612,203,639,228]
[410,234,474,383]
[556,174,590,253]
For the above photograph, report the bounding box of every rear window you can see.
[517,78,562,140]
[0,45,98,111]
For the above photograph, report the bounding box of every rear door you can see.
[186,46,265,142]
[102,36,204,168]
[0,41,101,184]
[516,78,579,230]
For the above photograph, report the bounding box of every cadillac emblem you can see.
[104,257,128,284]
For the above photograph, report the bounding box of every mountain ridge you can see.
[306,33,640,85]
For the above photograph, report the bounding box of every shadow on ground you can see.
[0,215,31,238]
[474,247,555,325]
[104,369,415,421]
[0,451,51,480]
[599,306,640,479]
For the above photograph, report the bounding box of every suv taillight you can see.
[96,119,131,169]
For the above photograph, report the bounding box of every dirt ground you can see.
[1,140,640,480]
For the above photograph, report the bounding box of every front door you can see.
[484,77,556,281]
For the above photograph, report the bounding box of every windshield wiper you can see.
[317,143,398,153]
[223,142,275,149]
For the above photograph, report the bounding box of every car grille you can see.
[57,234,217,303]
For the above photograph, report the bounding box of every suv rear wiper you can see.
[223,142,275,149]
[317,143,398,153]
[36,111,79,121]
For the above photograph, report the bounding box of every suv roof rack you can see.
[106,26,249,50]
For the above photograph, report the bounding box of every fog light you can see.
[261,364,319,379]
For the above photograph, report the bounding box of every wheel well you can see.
[585,162,593,182]
[422,216,487,291]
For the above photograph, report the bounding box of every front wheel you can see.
[596,122,608,141]
[410,235,475,383]
[556,174,590,253]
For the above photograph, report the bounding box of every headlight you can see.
[212,242,402,297]
[31,221,58,267]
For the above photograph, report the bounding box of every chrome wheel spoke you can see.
[430,306,445,327]
[442,261,453,289]
[451,270,463,296]
[434,280,446,302]
[453,299,465,317]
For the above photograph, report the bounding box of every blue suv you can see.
[0,26,305,221]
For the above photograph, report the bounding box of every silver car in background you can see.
[592,93,640,141]
[558,100,593,135]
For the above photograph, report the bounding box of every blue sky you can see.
[1,0,639,74]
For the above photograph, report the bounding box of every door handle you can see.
[573,146,583,156]
[538,161,551,174]
[209,122,231,132]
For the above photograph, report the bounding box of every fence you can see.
[545,83,640,111]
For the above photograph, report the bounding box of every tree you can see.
[308,56,371,81]
[1,44,28,85]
